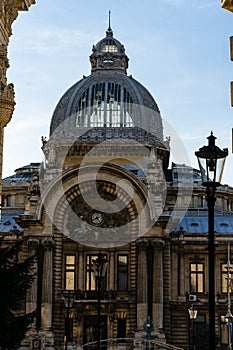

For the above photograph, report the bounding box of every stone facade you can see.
[0,0,35,213]
[1,24,233,350]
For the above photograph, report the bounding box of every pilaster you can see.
[152,242,164,333]
[26,238,55,350]
[136,241,148,329]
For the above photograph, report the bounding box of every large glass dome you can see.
[49,27,164,142]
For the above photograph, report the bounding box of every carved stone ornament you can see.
[42,239,55,250]
[27,239,40,251]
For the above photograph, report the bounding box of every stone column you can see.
[152,242,164,331]
[178,251,185,296]
[41,239,54,331]
[78,250,84,290]
[26,239,40,315]
[109,251,115,290]
[136,241,148,329]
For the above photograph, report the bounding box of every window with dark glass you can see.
[197,196,203,207]
[65,318,73,342]
[117,255,128,291]
[2,195,11,207]
[194,314,208,349]
[190,262,204,293]
[65,255,76,290]
[117,318,126,339]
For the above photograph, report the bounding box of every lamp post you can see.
[92,253,108,350]
[195,132,228,350]
[188,305,198,350]
[143,316,154,350]
[61,290,76,350]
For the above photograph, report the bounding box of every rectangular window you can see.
[117,255,128,291]
[221,262,233,293]
[2,195,11,207]
[86,255,107,291]
[220,315,230,345]
[221,263,228,293]
[65,255,76,290]
[65,317,73,342]
[194,314,207,349]
[190,263,204,293]
[86,255,97,290]
[197,196,203,207]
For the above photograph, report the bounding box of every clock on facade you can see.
[90,211,104,226]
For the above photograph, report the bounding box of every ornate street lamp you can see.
[143,316,154,350]
[92,253,108,350]
[61,290,76,350]
[195,132,228,350]
[188,306,198,350]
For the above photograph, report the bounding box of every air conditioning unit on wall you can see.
[189,294,197,302]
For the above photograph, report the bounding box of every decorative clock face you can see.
[90,211,104,226]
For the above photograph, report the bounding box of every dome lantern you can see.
[90,26,129,74]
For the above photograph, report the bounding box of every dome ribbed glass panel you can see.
[76,82,134,128]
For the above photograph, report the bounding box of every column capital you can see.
[27,239,40,251]
[137,240,164,251]
[42,239,55,250]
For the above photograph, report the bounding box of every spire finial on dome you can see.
[106,10,113,37]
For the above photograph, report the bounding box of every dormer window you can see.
[103,59,114,66]
[101,44,117,52]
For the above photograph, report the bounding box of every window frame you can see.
[220,262,233,293]
[189,262,204,293]
[64,254,76,291]
[220,314,232,345]
[85,254,107,291]
[117,255,128,291]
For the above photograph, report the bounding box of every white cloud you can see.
[10,27,97,56]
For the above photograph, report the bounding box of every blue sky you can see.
[4,0,233,186]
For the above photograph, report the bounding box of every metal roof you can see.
[174,211,233,234]
[0,216,23,233]
[3,162,40,183]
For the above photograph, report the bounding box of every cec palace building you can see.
[1,2,233,350]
